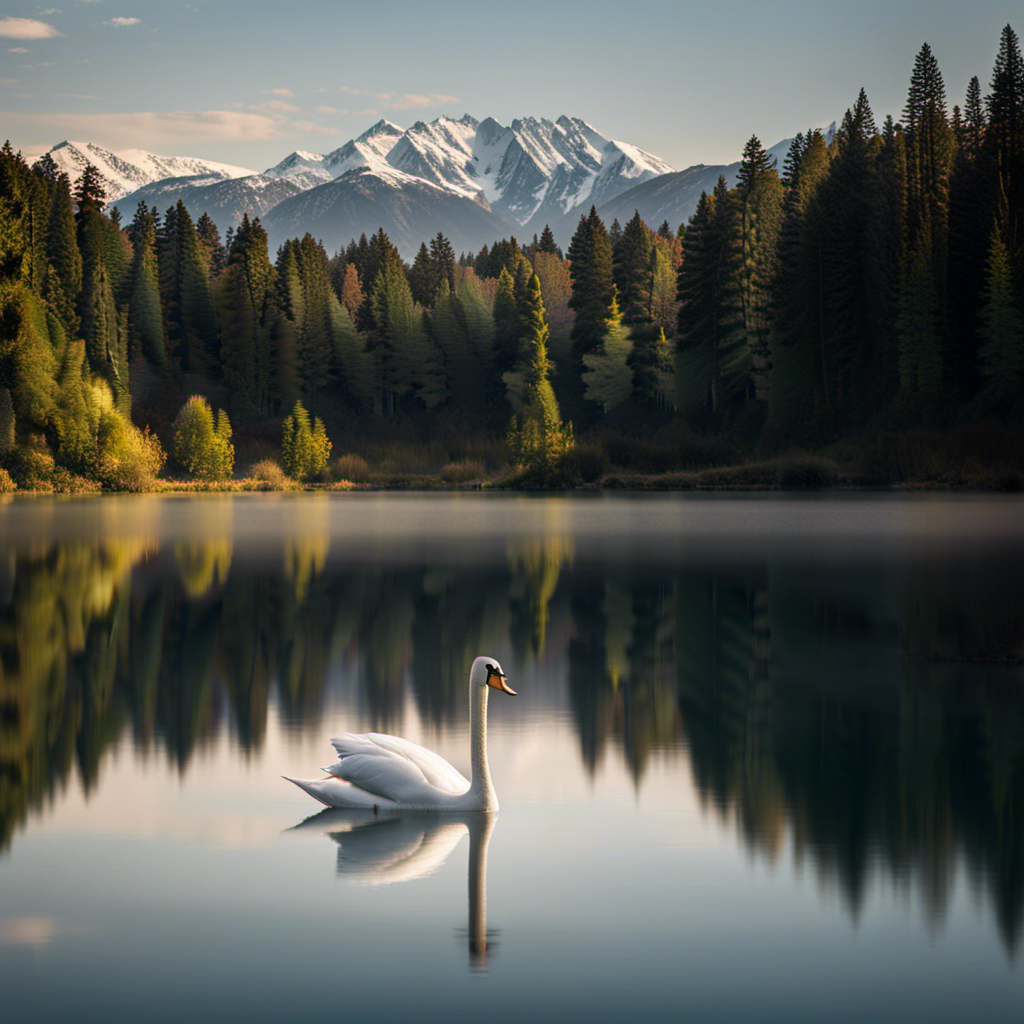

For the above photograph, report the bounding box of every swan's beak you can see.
[487,672,517,695]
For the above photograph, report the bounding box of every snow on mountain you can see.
[263,150,331,183]
[261,165,515,262]
[324,113,677,229]
[322,119,405,178]
[110,172,308,234]
[36,140,254,202]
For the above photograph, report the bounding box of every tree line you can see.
[1,26,1023,489]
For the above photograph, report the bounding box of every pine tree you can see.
[568,207,615,358]
[581,296,633,413]
[507,273,573,479]
[613,210,654,324]
[977,228,1024,401]
[429,232,456,291]
[492,266,521,373]
[44,172,81,337]
[538,224,561,257]
[125,202,165,367]
[408,242,435,306]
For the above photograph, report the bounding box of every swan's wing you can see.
[330,733,468,795]
[365,733,470,794]
[326,750,443,805]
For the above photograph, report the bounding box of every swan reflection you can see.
[289,810,498,968]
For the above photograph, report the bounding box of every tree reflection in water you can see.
[0,532,1022,953]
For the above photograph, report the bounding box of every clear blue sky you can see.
[1,0,1018,171]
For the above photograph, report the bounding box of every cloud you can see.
[373,91,458,111]
[106,17,141,28]
[290,119,340,136]
[8,47,29,53]
[336,87,457,111]
[0,16,62,38]
[264,87,294,98]
[315,105,338,115]
[3,108,286,149]
[252,99,299,113]
[0,78,20,86]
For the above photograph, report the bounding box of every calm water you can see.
[1,492,1022,1023]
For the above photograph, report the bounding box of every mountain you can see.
[263,149,332,184]
[110,173,310,232]
[261,165,516,261]
[582,121,839,240]
[33,140,254,201]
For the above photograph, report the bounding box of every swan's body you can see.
[284,656,514,811]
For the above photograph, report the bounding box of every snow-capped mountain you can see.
[35,140,254,202]
[585,121,839,242]
[110,173,309,231]
[322,119,405,178]
[358,114,675,228]
[263,150,332,184]
[261,165,515,261]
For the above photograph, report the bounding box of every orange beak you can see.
[487,672,517,695]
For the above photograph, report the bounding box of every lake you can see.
[1,492,1022,1023]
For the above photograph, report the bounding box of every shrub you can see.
[248,458,290,490]
[328,453,371,483]
[282,401,331,481]
[96,422,166,491]
[440,458,486,484]
[775,453,839,489]
[0,467,15,493]
[172,396,233,480]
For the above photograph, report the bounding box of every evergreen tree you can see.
[429,232,456,291]
[568,207,616,358]
[195,212,225,276]
[538,224,561,257]
[581,296,633,413]
[492,266,521,373]
[613,210,654,324]
[977,229,1024,402]
[506,273,574,479]
[408,242,435,306]
[44,172,81,337]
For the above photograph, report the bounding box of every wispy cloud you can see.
[57,92,100,100]
[335,86,457,111]
[2,109,287,149]
[106,17,141,28]
[375,92,458,111]
[252,99,299,113]
[290,119,340,136]
[8,47,29,53]
[315,105,338,115]
[0,16,62,38]
[39,9,61,16]
[0,77,20,87]
[264,87,294,98]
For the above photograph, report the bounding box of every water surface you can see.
[1,493,1022,1022]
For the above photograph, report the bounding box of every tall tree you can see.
[568,207,616,359]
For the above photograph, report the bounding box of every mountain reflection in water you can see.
[0,495,1022,957]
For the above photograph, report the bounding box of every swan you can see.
[283,656,515,811]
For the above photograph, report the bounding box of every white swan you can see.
[283,656,515,811]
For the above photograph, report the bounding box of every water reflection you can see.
[289,810,498,969]
[1,496,1023,956]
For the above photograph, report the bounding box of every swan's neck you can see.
[468,682,497,810]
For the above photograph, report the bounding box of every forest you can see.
[1,27,1024,491]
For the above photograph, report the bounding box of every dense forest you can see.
[2,27,1024,490]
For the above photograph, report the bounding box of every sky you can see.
[0,0,1020,172]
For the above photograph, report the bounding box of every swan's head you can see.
[472,656,516,695]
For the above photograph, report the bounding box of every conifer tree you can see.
[492,266,521,372]
[408,242,435,306]
[125,202,165,367]
[613,211,654,324]
[977,229,1024,401]
[581,295,633,413]
[507,273,573,478]
[538,224,561,257]
[44,173,81,337]
[568,207,615,358]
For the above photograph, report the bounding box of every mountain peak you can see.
[358,119,403,142]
